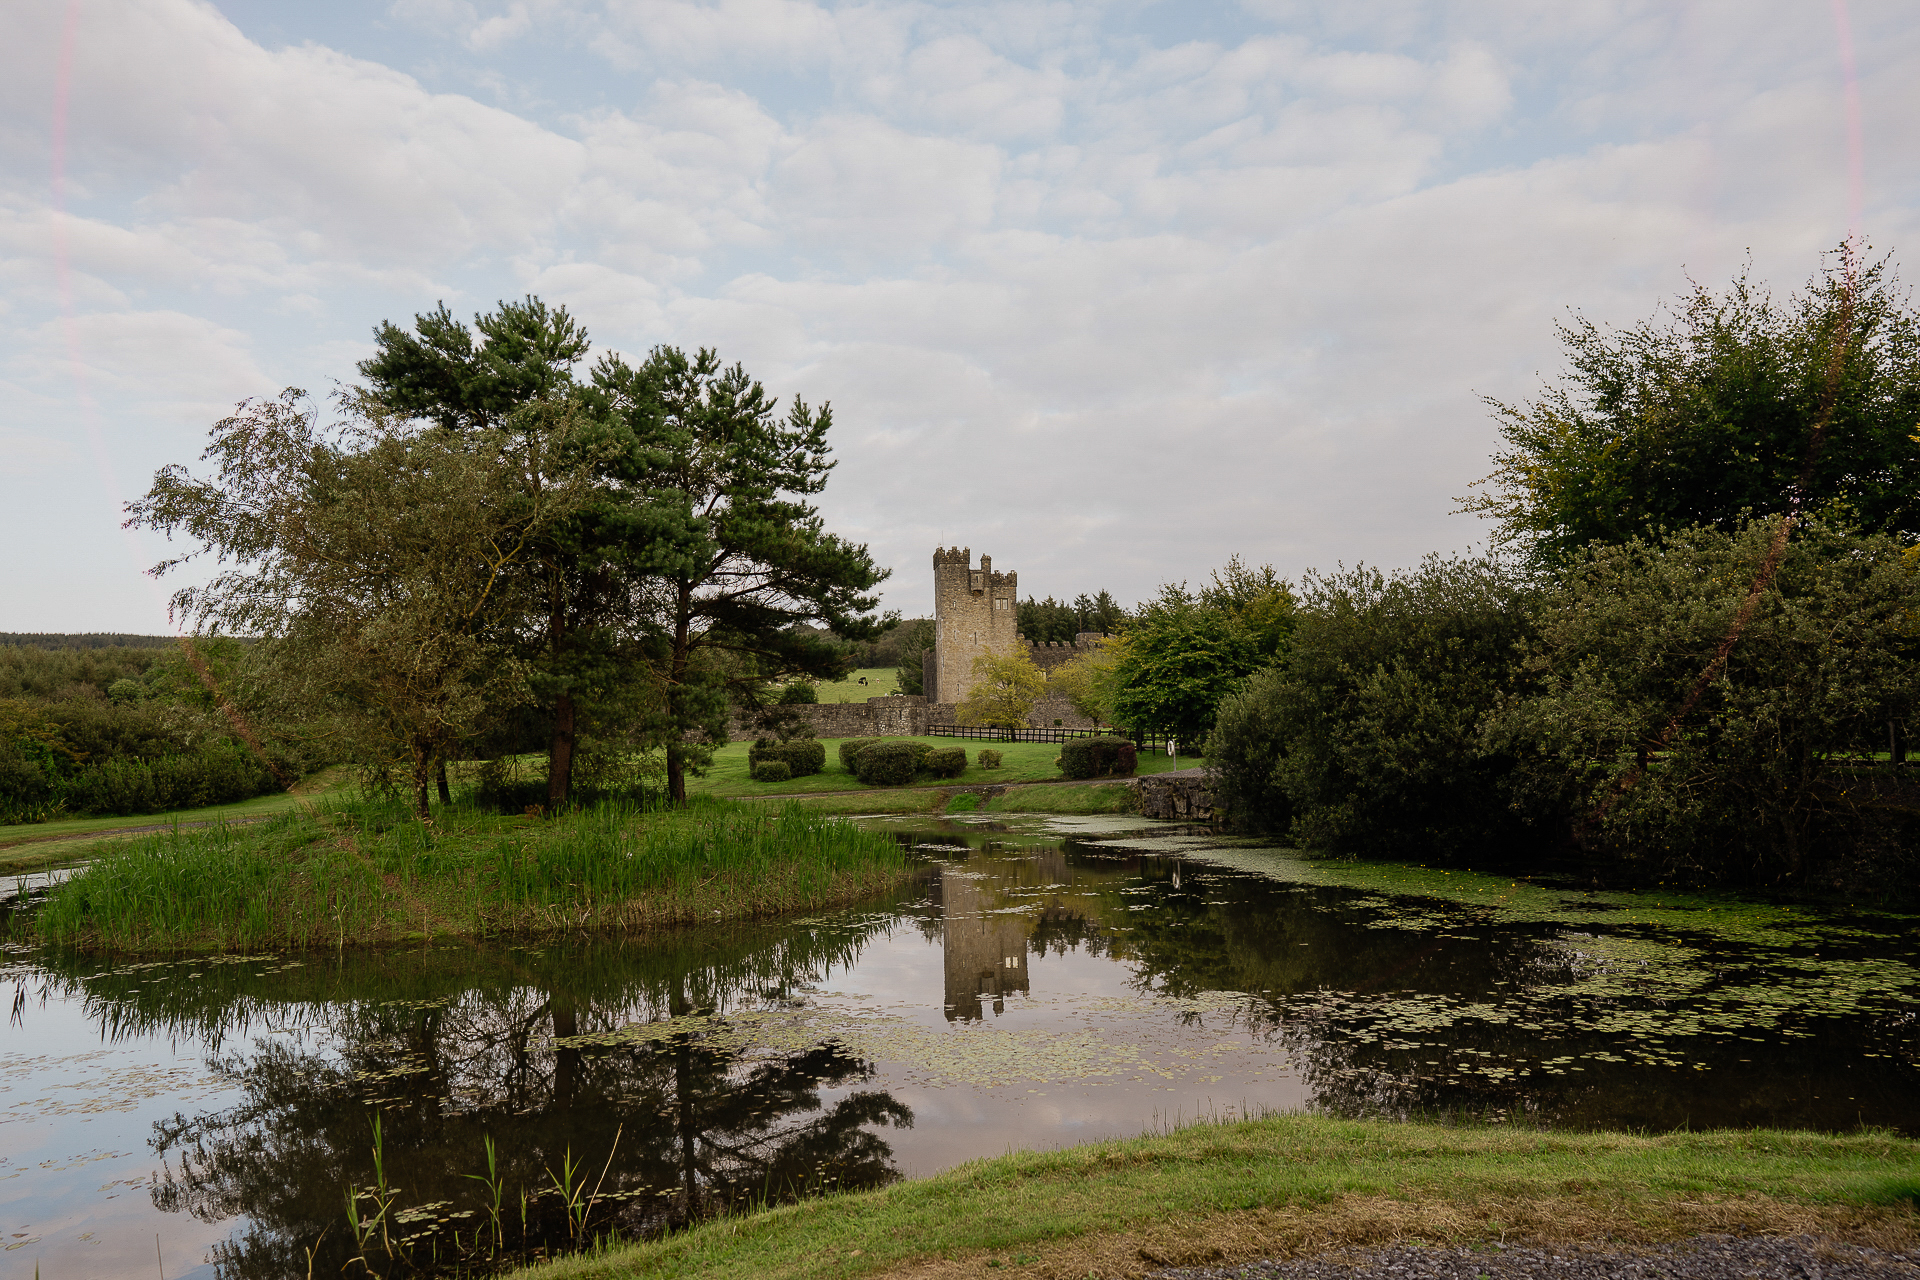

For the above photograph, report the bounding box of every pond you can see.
[3,812,1917,1280]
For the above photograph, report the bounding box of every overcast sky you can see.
[2,0,1914,632]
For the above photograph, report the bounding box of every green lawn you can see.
[528,1114,1920,1280]
[687,736,1194,797]
[809,667,899,702]
[0,767,354,872]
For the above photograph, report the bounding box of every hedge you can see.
[925,747,967,778]
[838,738,881,772]
[750,738,825,778]
[852,740,921,786]
[1059,736,1137,779]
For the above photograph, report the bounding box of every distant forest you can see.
[1,633,179,649]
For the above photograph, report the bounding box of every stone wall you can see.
[1137,768,1219,822]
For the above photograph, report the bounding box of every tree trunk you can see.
[435,757,452,806]
[667,583,693,805]
[552,997,580,1110]
[549,690,576,809]
[411,741,432,820]
[1892,719,1907,767]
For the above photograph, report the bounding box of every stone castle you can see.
[719,547,1107,740]
[923,547,1107,704]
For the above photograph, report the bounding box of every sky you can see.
[2,0,1914,632]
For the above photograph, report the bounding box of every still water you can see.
[3,812,1917,1279]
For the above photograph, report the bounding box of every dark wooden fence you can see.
[928,723,1178,751]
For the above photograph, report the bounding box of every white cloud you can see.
[2,0,1918,628]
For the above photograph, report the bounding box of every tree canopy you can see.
[594,345,890,802]
[1463,249,1920,565]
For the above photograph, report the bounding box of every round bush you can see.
[1059,735,1138,780]
[925,746,967,778]
[852,740,919,786]
[775,739,826,777]
[977,749,1003,769]
[751,760,793,784]
[838,738,880,772]
[779,682,818,705]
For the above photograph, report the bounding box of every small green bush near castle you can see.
[750,738,825,778]
[750,759,793,784]
[838,738,880,772]
[853,741,921,786]
[1059,736,1136,779]
[978,749,1003,769]
[924,747,967,778]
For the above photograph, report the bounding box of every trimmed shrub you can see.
[750,759,793,784]
[774,739,826,777]
[838,738,880,772]
[1059,736,1137,780]
[925,746,967,778]
[908,741,934,773]
[749,738,824,776]
[977,749,1003,769]
[853,740,920,786]
[778,682,817,704]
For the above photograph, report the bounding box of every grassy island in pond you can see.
[26,795,911,952]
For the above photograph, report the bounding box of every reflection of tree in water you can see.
[33,911,917,1279]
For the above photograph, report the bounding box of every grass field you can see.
[25,794,912,952]
[809,667,900,702]
[687,736,1192,798]
[524,1113,1920,1280]
[0,766,354,874]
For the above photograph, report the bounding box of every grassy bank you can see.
[689,736,1192,798]
[25,795,913,953]
[0,765,352,862]
[526,1113,1919,1280]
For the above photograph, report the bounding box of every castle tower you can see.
[928,547,1017,705]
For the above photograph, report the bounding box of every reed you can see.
[25,794,911,952]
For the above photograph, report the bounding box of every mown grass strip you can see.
[524,1114,1920,1280]
[24,795,914,953]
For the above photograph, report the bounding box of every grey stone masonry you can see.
[931,547,1018,706]
[1137,767,1219,822]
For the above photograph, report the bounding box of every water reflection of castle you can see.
[935,850,1077,1021]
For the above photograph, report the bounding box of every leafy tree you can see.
[1490,516,1920,888]
[955,650,1046,729]
[594,346,890,803]
[1463,249,1920,565]
[1048,640,1117,725]
[892,618,934,696]
[1209,554,1536,859]
[357,296,686,807]
[126,390,597,818]
[1107,561,1288,744]
[1197,555,1297,662]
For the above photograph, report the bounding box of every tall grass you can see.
[26,795,912,953]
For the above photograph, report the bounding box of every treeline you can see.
[0,640,317,824]
[1,633,181,649]
[1017,591,1127,643]
[116,298,886,819]
[1115,250,1920,898]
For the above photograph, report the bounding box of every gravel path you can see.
[1150,1236,1920,1279]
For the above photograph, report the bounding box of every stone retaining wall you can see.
[1137,768,1219,822]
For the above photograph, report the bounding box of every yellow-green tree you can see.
[956,650,1045,730]
[1049,640,1117,725]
